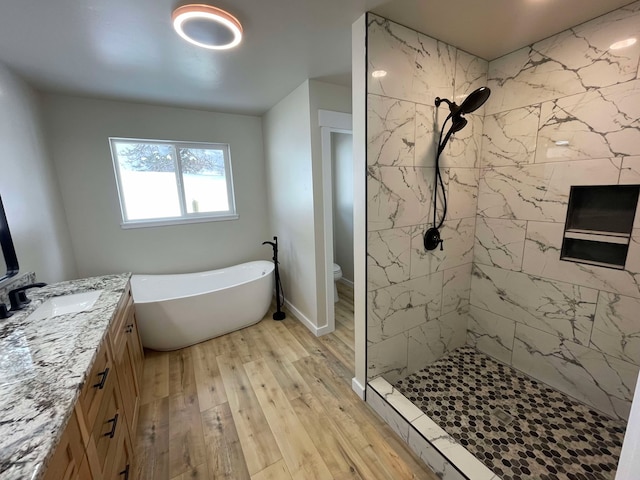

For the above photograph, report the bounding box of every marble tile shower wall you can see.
[469,2,640,421]
[366,13,488,382]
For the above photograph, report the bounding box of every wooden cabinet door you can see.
[89,376,125,479]
[109,425,136,480]
[43,411,85,480]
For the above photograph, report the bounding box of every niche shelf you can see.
[561,185,640,270]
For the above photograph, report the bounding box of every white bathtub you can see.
[130,261,274,351]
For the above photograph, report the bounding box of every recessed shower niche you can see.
[561,185,640,269]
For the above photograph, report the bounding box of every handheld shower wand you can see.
[424,87,491,252]
[262,236,286,320]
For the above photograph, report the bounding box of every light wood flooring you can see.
[134,283,438,480]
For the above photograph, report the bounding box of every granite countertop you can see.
[0,273,131,480]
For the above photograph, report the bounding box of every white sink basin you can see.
[26,290,103,321]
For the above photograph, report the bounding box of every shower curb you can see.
[366,377,500,480]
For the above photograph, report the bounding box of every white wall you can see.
[332,132,354,282]
[262,81,317,328]
[0,63,76,284]
[41,94,269,277]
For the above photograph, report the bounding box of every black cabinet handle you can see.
[125,324,133,334]
[119,464,130,479]
[104,413,119,438]
[93,367,109,389]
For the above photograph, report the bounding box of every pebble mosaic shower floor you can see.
[393,346,626,480]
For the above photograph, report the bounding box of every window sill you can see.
[121,214,239,229]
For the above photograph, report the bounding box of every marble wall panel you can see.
[410,217,475,279]
[454,50,489,116]
[481,106,540,167]
[367,14,455,106]
[446,168,479,219]
[407,309,467,374]
[367,95,415,167]
[467,306,515,365]
[470,263,597,345]
[486,3,640,114]
[365,386,411,441]
[367,332,408,382]
[620,156,640,184]
[522,222,640,298]
[368,227,412,290]
[442,264,472,315]
[512,323,639,420]
[536,80,640,163]
[367,166,440,231]
[368,272,443,344]
[477,158,621,221]
[473,217,526,271]
[591,292,640,366]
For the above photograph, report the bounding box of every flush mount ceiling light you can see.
[172,4,243,50]
[610,37,637,50]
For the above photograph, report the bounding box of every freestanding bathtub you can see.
[130,260,274,351]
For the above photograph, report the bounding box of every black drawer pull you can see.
[93,367,109,389]
[125,324,133,334]
[119,464,130,480]
[104,413,119,438]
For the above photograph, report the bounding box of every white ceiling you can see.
[0,0,634,115]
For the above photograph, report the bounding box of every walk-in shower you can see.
[366,5,639,479]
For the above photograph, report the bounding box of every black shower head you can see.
[435,86,491,117]
[458,87,491,114]
[451,116,468,133]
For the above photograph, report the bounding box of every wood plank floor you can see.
[134,283,438,480]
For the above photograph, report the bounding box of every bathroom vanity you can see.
[0,273,144,480]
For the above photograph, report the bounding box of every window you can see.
[109,138,237,227]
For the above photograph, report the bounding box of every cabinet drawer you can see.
[78,341,113,441]
[90,376,125,478]
[43,411,84,480]
[110,286,133,361]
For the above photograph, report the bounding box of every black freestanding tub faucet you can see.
[262,236,285,320]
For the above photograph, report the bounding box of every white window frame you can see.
[109,137,238,228]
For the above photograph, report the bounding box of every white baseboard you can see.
[284,299,334,336]
[339,277,354,288]
[352,377,366,399]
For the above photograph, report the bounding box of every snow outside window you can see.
[109,138,237,228]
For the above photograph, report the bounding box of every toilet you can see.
[333,263,342,303]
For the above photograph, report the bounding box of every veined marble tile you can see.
[477,158,621,221]
[410,217,475,278]
[368,377,424,422]
[522,222,640,298]
[367,166,440,231]
[365,385,410,441]
[414,104,440,169]
[368,272,443,344]
[446,168,479,219]
[486,4,640,114]
[442,263,472,315]
[474,217,526,271]
[367,14,455,106]
[367,94,415,167]
[367,227,412,290]
[591,292,640,366]
[407,309,467,374]
[481,106,539,167]
[406,428,467,480]
[470,263,597,345]
[512,323,639,420]
[619,156,640,184]
[367,14,417,102]
[467,306,515,365]
[536,79,640,163]
[454,50,489,117]
[367,333,408,382]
